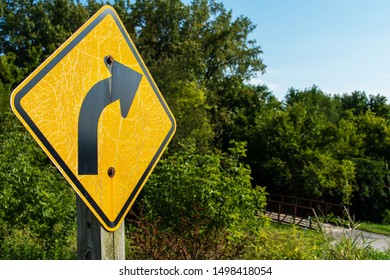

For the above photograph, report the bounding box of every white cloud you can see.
[265,69,281,75]
[248,76,264,85]
[248,75,282,91]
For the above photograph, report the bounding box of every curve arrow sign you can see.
[78,57,142,175]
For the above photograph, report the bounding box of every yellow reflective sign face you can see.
[10,6,176,231]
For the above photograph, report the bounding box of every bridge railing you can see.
[266,199,322,229]
[265,194,349,229]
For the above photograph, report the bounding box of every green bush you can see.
[245,224,329,260]
[382,209,390,225]
[239,223,390,260]
[127,140,267,259]
[0,110,77,259]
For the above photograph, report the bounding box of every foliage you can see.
[126,216,251,260]
[246,224,329,260]
[249,86,390,222]
[324,216,390,260]
[326,235,389,260]
[126,0,267,152]
[246,223,390,260]
[126,219,390,260]
[126,140,267,259]
[0,0,89,73]
[1,0,390,259]
[0,110,76,259]
[0,0,81,255]
[359,222,390,237]
[351,157,390,222]
[382,210,390,225]
[127,0,265,86]
[1,0,268,259]
[165,81,214,153]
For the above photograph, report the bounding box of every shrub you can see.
[382,209,390,225]
[126,140,267,259]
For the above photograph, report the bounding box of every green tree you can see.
[351,157,390,222]
[166,81,214,152]
[337,91,390,119]
[209,78,271,150]
[0,53,24,110]
[339,91,369,116]
[0,0,89,73]
[127,0,266,151]
[251,88,357,203]
[127,0,264,86]
[357,111,390,159]
[0,111,76,259]
[285,86,341,123]
[250,87,390,221]
[368,94,390,119]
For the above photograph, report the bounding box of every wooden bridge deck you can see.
[265,211,320,229]
[265,194,348,230]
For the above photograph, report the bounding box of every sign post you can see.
[10,5,176,259]
[76,196,125,260]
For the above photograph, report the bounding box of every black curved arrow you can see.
[78,59,142,175]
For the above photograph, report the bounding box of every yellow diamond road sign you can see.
[10,5,176,231]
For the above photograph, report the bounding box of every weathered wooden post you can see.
[76,197,125,260]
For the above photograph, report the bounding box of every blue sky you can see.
[104,0,390,101]
[215,0,390,100]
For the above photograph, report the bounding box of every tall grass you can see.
[125,218,390,260]
[358,222,390,236]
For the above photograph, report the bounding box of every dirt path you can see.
[322,224,390,252]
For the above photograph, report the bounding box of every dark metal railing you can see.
[265,194,349,230]
[266,199,321,229]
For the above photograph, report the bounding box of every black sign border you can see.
[12,7,176,230]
